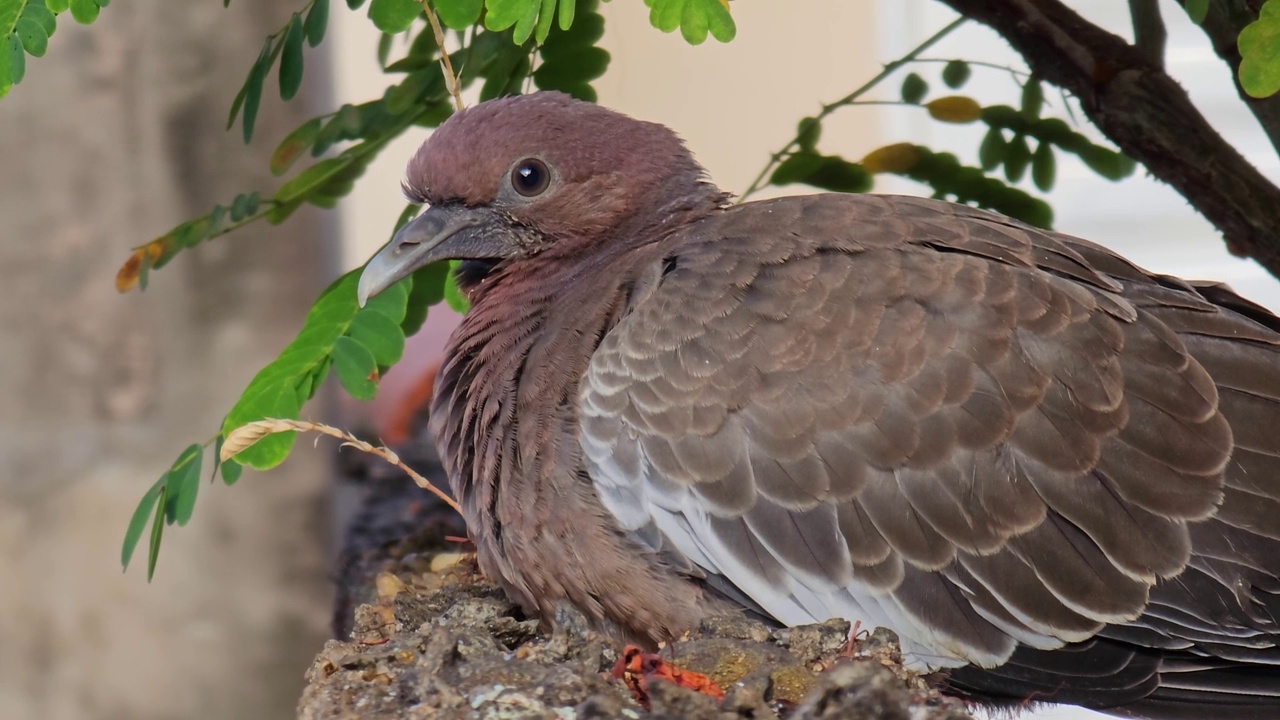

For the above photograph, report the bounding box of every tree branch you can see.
[1129,0,1166,68]
[1182,0,1280,158]
[935,0,1280,277]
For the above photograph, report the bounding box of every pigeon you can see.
[358,92,1280,717]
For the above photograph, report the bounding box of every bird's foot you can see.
[834,619,870,661]
[611,644,725,710]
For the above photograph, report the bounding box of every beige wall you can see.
[0,4,333,719]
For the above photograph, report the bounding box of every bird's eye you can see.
[510,158,551,197]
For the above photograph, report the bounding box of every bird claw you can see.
[838,619,870,658]
[611,644,725,710]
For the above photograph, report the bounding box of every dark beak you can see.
[357,204,514,307]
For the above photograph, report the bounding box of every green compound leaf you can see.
[369,0,421,34]
[270,116,323,175]
[444,260,470,313]
[305,0,328,47]
[770,152,873,194]
[402,261,449,336]
[121,477,164,571]
[69,0,99,24]
[0,0,62,96]
[534,0,556,44]
[1239,0,1280,98]
[1031,141,1056,192]
[220,457,243,486]
[485,0,541,44]
[332,335,378,400]
[163,444,203,527]
[147,484,165,580]
[901,72,928,104]
[435,0,482,29]
[796,116,821,152]
[1004,133,1031,183]
[978,127,1006,171]
[942,59,970,89]
[557,0,574,30]
[894,146,1054,229]
[15,17,47,57]
[279,13,305,100]
[1,33,23,93]
[235,40,272,143]
[1021,78,1043,118]
[347,307,406,366]
[643,0,734,45]
[1185,0,1208,24]
[221,271,411,468]
[533,2,606,100]
[122,442,202,578]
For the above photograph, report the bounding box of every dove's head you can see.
[358,92,722,305]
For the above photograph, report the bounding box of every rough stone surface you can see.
[302,557,977,719]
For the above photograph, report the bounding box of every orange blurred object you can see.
[381,361,440,445]
[611,644,725,709]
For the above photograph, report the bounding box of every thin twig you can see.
[222,418,463,515]
[910,57,1030,79]
[739,16,967,202]
[420,0,464,111]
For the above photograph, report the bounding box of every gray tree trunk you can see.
[0,4,335,718]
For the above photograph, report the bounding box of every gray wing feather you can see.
[580,194,1280,671]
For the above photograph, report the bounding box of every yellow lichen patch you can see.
[769,664,820,704]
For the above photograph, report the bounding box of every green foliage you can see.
[1031,141,1055,192]
[941,59,970,88]
[1185,0,1208,25]
[756,58,1132,231]
[435,0,482,29]
[228,0,329,144]
[903,146,1054,228]
[485,0,577,45]
[796,117,821,152]
[1239,0,1280,98]
[0,0,107,98]
[443,260,470,313]
[221,270,413,468]
[368,0,420,34]
[1020,77,1043,118]
[120,444,207,580]
[771,152,873,193]
[305,0,328,46]
[643,0,735,45]
[981,105,1136,181]
[280,14,306,100]
[534,0,608,101]
[900,72,928,104]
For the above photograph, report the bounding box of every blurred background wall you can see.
[0,3,335,719]
[0,1,1275,719]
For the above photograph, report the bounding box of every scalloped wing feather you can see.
[579,194,1280,681]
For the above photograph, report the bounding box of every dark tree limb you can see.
[935,0,1280,278]
[1129,0,1166,68]
[1182,0,1280,158]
